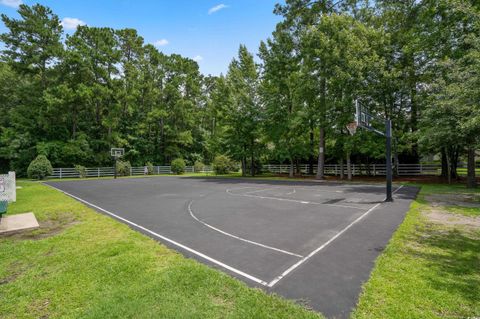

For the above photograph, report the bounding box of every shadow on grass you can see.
[413,226,480,304]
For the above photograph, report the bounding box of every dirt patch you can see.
[0,212,80,240]
[28,298,50,319]
[424,209,480,228]
[0,261,27,286]
[425,193,480,208]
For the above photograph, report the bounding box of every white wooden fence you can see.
[49,163,475,179]
[50,165,213,179]
[263,163,472,176]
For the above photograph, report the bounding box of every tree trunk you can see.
[250,139,255,177]
[309,126,314,175]
[441,147,448,178]
[409,58,420,164]
[340,158,344,180]
[446,152,452,184]
[289,158,294,178]
[467,147,476,188]
[316,77,326,180]
[316,127,325,179]
[347,152,352,181]
[393,140,399,177]
[241,157,246,177]
[445,146,459,180]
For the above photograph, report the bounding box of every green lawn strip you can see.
[352,185,480,319]
[0,181,321,319]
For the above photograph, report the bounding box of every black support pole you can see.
[114,157,117,179]
[385,119,393,202]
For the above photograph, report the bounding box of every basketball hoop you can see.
[346,122,358,136]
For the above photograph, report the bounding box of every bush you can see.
[146,162,154,175]
[27,155,53,180]
[171,158,186,175]
[213,155,234,175]
[194,161,205,173]
[116,160,131,176]
[74,164,87,178]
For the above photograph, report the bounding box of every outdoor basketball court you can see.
[46,177,417,318]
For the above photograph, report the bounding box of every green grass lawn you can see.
[352,184,480,319]
[0,181,321,318]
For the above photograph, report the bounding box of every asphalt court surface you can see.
[46,177,418,318]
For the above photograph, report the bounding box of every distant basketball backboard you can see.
[111,148,125,158]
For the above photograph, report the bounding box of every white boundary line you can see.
[267,203,381,287]
[267,184,405,287]
[188,200,303,258]
[45,184,269,286]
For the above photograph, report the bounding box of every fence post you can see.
[130,167,133,176]
[420,163,423,175]
[59,168,63,179]
[373,164,376,176]
[97,168,100,177]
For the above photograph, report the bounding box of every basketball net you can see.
[346,122,358,136]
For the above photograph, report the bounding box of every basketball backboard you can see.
[111,148,125,158]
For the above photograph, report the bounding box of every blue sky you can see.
[0,0,284,75]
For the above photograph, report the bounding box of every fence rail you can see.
[50,163,475,179]
[262,163,475,176]
[50,165,213,179]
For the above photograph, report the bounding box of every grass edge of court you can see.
[351,183,480,319]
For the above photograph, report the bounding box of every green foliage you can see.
[0,2,479,188]
[213,155,235,175]
[27,155,53,180]
[116,160,131,176]
[171,158,186,175]
[145,162,154,175]
[74,164,87,178]
[193,161,205,173]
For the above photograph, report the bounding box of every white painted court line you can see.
[267,202,381,287]
[244,187,277,195]
[226,188,363,210]
[266,184,406,287]
[188,201,303,258]
[45,184,269,287]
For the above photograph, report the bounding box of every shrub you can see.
[74,164,87,178]
[194,161,205,173]
[27,155,53,180]
[213,155,234,175]
[146,162,154,175]
[171,158,186,175]
[116,160,131,176]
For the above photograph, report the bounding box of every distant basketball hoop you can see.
[110,148,125,179]
[346,122,358,136]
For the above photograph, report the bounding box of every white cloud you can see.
[61,17,86,30]
[154,39,169,46]
[193,55,203,62]
[208,4,228,14]
[0,0,22,8]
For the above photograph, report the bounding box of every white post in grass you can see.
[8,171,16,202]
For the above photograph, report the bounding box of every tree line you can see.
[0,1,479,187]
